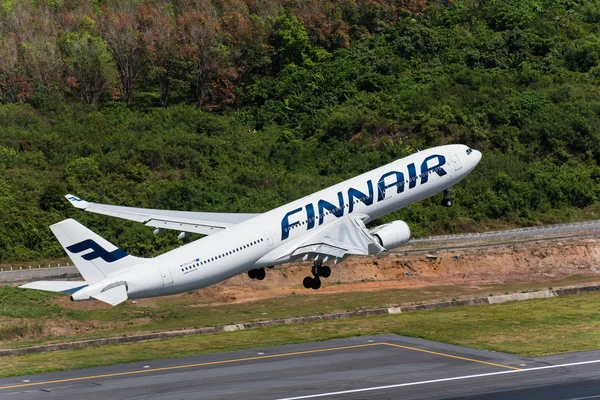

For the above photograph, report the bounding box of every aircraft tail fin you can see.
[50,219,143,285]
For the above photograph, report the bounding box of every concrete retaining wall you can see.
[2,284,599,357]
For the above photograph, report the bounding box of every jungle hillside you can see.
[1,0,600,262]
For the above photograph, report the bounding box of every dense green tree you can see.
[62,31,118,105]
[0,0,600,262]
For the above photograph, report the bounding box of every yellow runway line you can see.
[0,342,381,390]
[0,340,520,390]
[382,342,521,370]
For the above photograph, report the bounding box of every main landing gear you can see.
[441,188,453,207]
[303,261,331,290]
[248,268,266,280]
[247,266,275,281]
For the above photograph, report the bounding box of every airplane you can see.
[21,144,481,306]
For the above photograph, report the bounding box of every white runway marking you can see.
[275,359,600,400]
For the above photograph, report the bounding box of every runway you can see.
[1,335,599,399]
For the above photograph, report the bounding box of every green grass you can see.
[0,323,43,341]
[2,275,599,347]
[0,286,62,319]
[1,292,600,378]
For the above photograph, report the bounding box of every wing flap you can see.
[274,215,385,263]
[144,219,228,235]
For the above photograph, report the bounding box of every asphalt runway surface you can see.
[1,335,599,399]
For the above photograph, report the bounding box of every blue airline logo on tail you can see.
[66,239,128,263]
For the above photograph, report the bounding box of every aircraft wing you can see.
[65,195,259,236]
[275,214,384,264]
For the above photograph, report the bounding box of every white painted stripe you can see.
[568,396,600,400]
[487,290,556,304]
[274,359,600,400]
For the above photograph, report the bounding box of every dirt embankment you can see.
[5,237,600,344]
[159,237,600,306]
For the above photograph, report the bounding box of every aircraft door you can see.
[377,178,394,202]
[448,153,462,171]
[159,267,174,286]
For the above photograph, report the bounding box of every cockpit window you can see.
[466,148,473,155]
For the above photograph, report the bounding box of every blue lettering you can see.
[377,171,405,201]
[317,192,344,225]
[280,153,449,241]
[281,207,302,240]
[420,154,447,184]
[305,203,315,230]
[407,163,417,189]
[348,180,374,213]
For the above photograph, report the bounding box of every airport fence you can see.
[0,265,80,286]
[403,219,600,252]
[2,220,600,285]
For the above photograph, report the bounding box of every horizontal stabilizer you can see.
[92,283,128,306]
[19,281,87,294]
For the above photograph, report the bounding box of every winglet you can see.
[65,194,90,210]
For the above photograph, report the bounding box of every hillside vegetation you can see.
[1,0,600,262]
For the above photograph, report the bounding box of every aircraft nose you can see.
[472,149,482,165]
[464,148,482,172]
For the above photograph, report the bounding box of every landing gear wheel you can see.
[248,268,266,280]
[304,261,330,290]
[441,198,452,207]
[441,189,452,207]
[311,277,322,290]
[303,276,314,289]
[255,268,266,280]
[319,266,331,278]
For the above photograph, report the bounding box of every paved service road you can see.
[1,335,599,399]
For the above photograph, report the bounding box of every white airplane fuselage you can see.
[73,144,481,301]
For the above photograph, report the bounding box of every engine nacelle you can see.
[370,220,411,250]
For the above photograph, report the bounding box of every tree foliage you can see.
[0,0,600,262]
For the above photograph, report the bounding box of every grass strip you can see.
[2,292,600,379]
[3,275,599,349]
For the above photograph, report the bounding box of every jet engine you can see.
[370,220,411,250]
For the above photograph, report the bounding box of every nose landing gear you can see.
[303,261,331,290]
[441,188,452,207]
